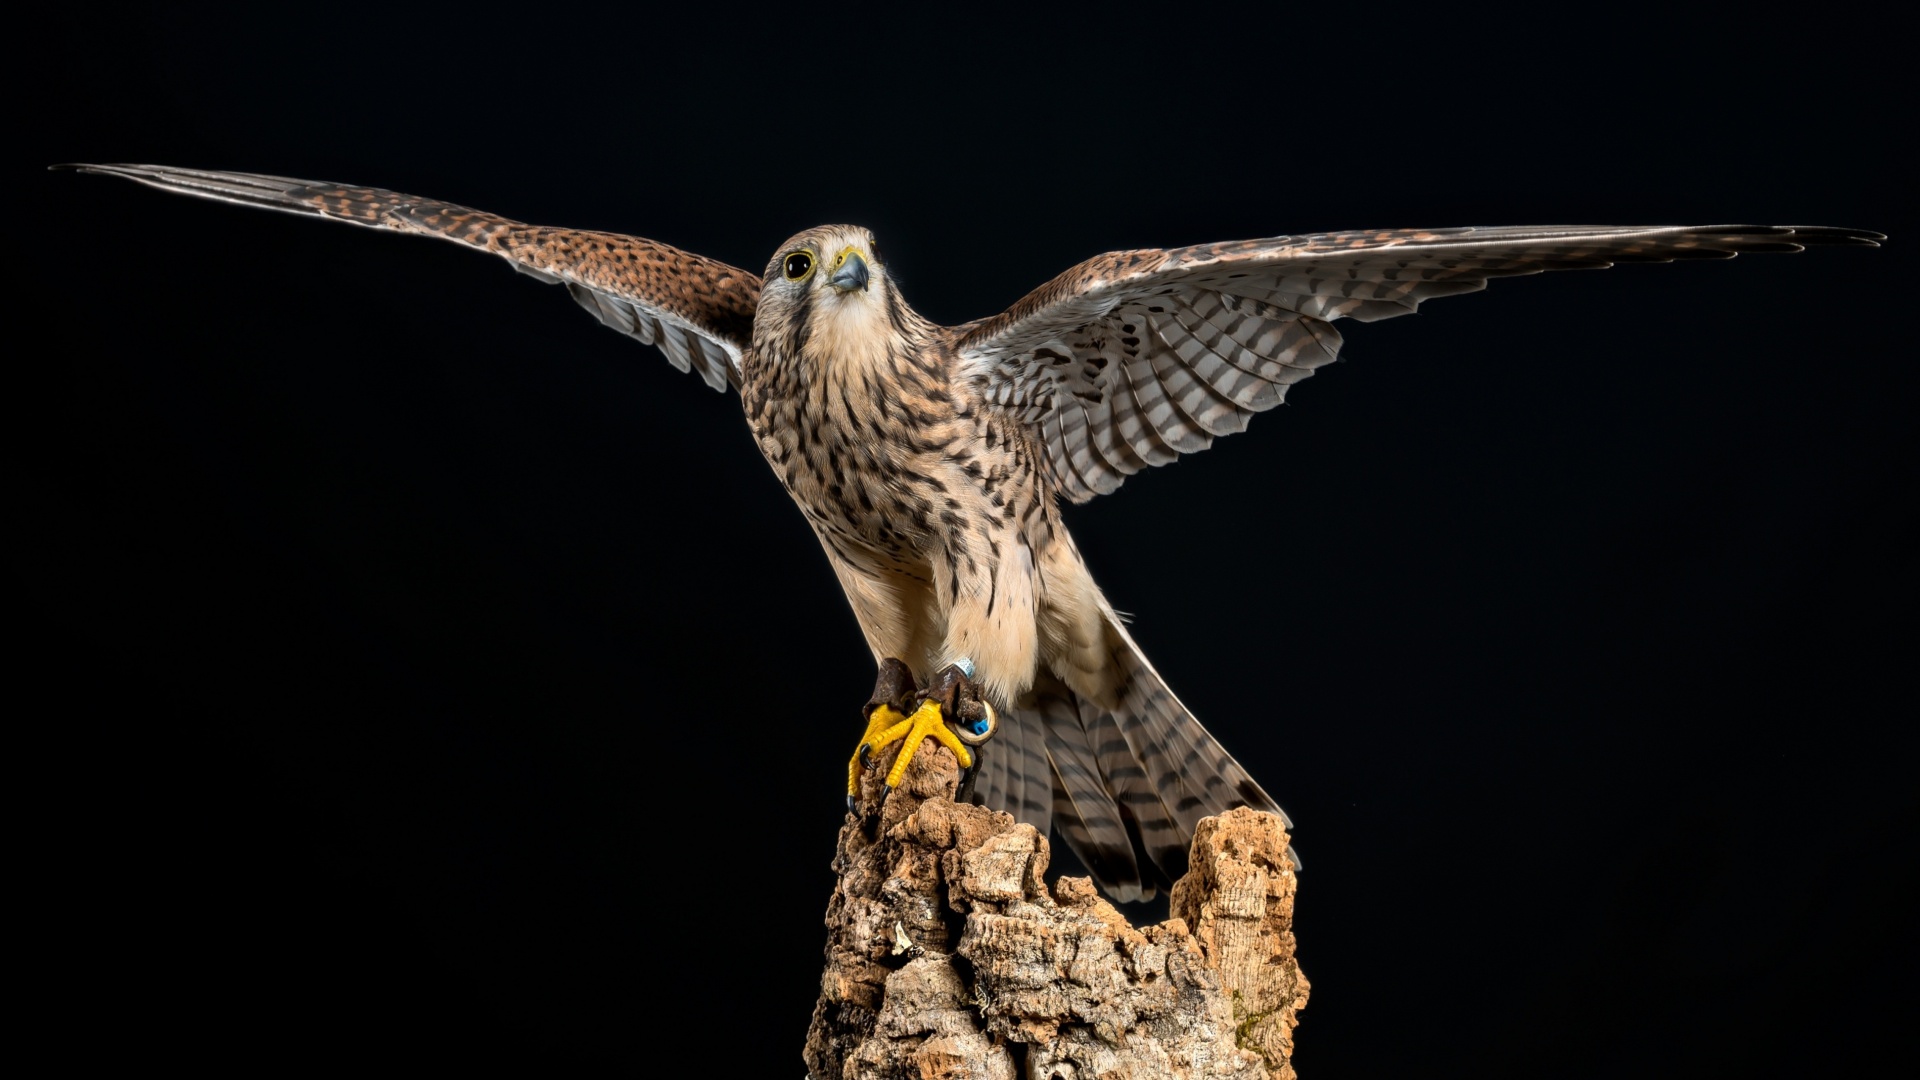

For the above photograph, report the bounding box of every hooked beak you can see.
[826,248,870,293]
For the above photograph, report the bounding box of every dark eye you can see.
[784,252,814,281]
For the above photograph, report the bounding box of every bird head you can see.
[757,226,904,369]
[765,225,878,296]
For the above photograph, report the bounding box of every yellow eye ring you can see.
[783,251,815,281]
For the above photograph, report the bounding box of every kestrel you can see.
[59,163,1880,900]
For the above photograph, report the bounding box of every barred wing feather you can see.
[955,224,1881,503]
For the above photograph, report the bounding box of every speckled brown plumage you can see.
[62,164,756,391]
[58,163,1882,900]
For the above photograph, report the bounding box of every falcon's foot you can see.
[847,658,998,808]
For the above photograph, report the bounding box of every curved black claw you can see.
[956,748,984,804]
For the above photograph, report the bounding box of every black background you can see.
[21,7,1912,1075]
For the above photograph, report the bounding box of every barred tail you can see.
[975,610,1292,902]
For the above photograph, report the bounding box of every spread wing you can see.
[954,224,1882,503]
[58,164,759,392]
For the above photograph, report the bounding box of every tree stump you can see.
[806,735,1308,1079]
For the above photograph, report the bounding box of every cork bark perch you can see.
[806,735,1308,1079]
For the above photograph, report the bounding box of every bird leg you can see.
[917,661,999,801]
[848,659,920,807]
[847,658,998,807]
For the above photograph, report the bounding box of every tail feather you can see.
[1105,611,1293,831]
[1038,671,1152,897]
[972,685,1055,834]
[976,612,1293,902]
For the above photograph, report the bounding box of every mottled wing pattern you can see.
[61,164,760,391]
[955,225,1881,503]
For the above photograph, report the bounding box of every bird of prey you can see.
[58,163,1881,901]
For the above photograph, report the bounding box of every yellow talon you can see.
[849,704,910,796]
[882,699,975,787]
[848,700,975,796]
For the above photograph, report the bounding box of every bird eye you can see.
[784,252,815,281]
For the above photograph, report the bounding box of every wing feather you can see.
[1115,354,1182,467]
[59,164,760,389]
[956,224,1879,502]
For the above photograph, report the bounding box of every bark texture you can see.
[806,738,1307,1079]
